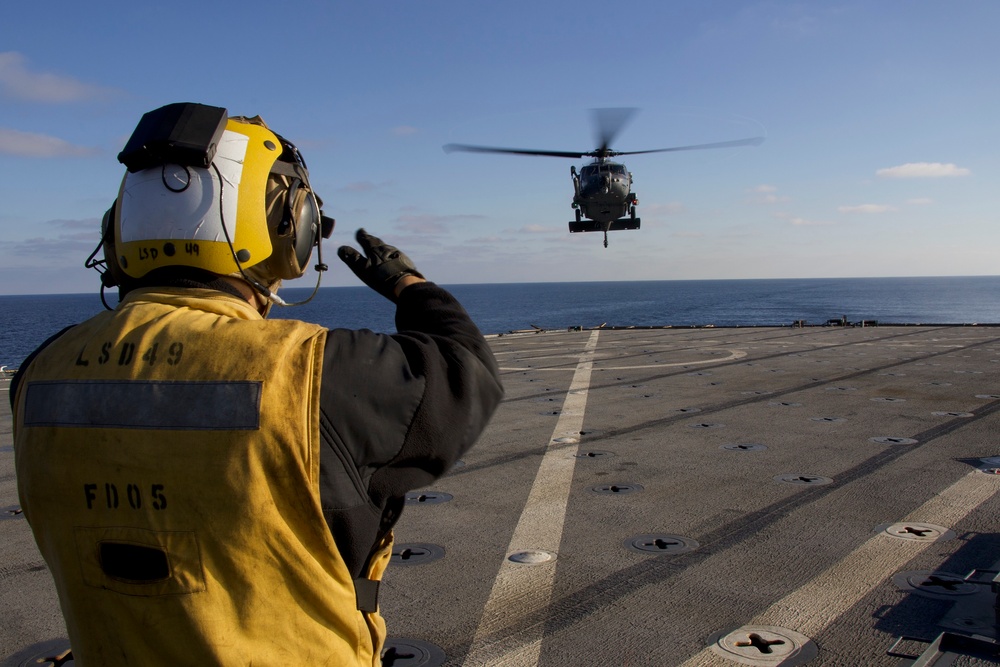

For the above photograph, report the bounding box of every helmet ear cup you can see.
[245,174,319,283]
[285,178,321,275]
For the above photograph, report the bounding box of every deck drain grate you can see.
[893,571,981,598]
[811,416,846,423]
[2,505,25,521]
[769,401,802,407]
[590,483,644,495]
[722,443,768,452]
[709,625,817,666]
[872,397,906,403]
[391,543,445,566]
[870,436,918,445]
[404,492,453,505]
[878,522,955,542]
[774,474,833,486]
[689,422,724,429]
[381,638,447,667]
[508,549,555,564]
[625,534,699,555]
[932,411,974,418]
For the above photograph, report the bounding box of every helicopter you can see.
[444,108,764,247]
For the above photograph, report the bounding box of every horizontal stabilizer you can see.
[568,218,641,233]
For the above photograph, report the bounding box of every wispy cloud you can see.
[747,184,789,204]
[0,127,99,157]
[776,212,831,226]
[837,204,897,214]
[906,198,933,206]
[394,212,487,234]
[643,202,686,215]
[876,162,971,178]
[391,125,419,137]
[338,180,394,193]
[0,217,100,257]
[0,51,114,103]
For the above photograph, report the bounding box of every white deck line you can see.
[462,330,600,667]
[679,469,1000,666]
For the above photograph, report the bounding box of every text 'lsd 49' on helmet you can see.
[103,102,333,298]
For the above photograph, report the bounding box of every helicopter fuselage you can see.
[571,160,636,223]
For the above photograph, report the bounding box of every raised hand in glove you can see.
[337,229,425,302]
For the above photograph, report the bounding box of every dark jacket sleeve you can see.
[316,282,503,577]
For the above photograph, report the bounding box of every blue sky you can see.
[1,1,997,295]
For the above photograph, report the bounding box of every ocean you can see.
[2,276,999,369]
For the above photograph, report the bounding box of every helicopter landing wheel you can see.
[575,209,582,222]
[630,206,636,220]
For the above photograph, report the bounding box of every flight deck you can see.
[3,325,1000,666]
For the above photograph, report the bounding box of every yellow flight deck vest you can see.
[14,287,392,666]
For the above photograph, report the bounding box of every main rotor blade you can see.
[615,136,765,156]
[592,107,638,154]
[443,143,586,159]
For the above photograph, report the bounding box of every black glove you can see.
[337,229,424,302]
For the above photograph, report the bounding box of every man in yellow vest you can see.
[10,103,503,666]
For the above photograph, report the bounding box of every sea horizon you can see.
[3,275,999,369]
[3,273,1000,299]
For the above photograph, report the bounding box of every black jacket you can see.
[316,282,503,577]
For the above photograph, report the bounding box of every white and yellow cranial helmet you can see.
[107,102,331,285]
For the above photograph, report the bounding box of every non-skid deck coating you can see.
[4,325,1000,666]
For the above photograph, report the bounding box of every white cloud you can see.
[391,125,419,137]
[837,204,897,214]
[876,162,971,179]
[0,127,99,157]
[0,51,112,102]
[751,184,777,193]
[906,198,933,206]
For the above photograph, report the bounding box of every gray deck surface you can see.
[4,325,1000,666]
